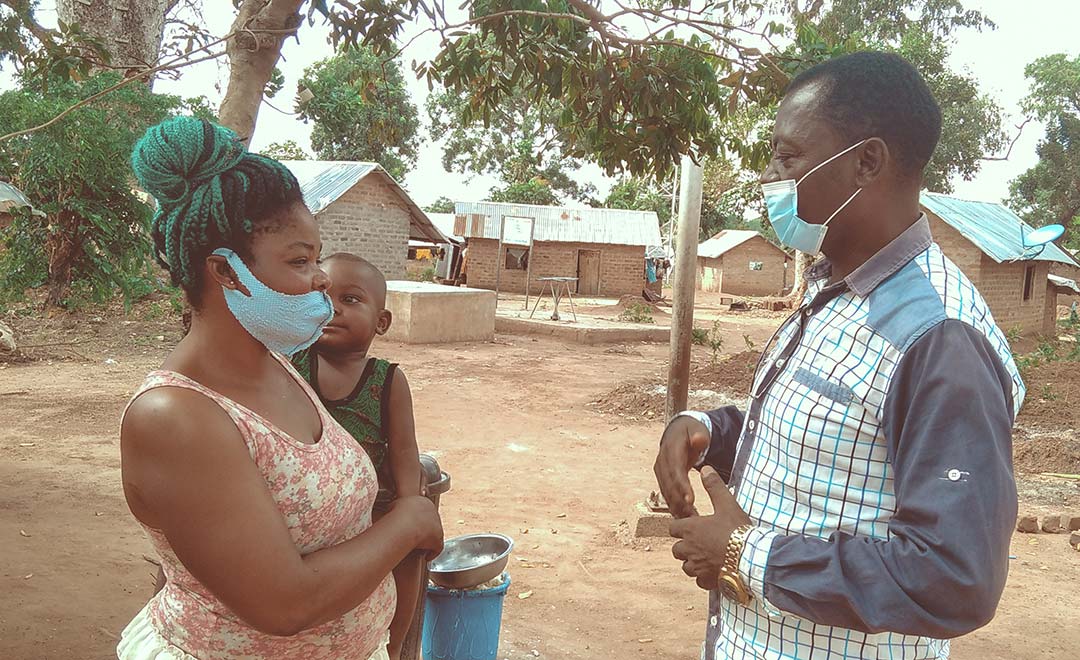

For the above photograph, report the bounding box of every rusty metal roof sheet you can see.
[453,201,661,246]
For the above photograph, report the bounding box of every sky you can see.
[4,1,1078,210]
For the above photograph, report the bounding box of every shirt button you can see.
[947,469,962,482]
[748,420,756,431]
[776,358,785,368]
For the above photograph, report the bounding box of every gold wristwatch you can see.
[717,524,753,605]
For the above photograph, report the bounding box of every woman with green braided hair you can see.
[118,117,444,659]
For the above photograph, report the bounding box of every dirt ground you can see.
[1,304,1079,659]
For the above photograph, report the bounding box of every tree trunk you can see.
[44,213,81,308]
[56,0,172,82]
[217,0,303,143]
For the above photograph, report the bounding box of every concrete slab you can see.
[385,281,496,344]
[495,316,671,345]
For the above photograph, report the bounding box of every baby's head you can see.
[316,253,391,354]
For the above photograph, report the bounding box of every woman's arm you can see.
[121,387,443,637]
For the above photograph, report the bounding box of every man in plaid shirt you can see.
[655,52,1024,660]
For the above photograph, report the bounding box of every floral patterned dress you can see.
[117,353,395,659]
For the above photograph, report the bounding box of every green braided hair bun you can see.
[131,116,303,304]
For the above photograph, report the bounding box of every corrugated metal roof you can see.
[0,181,45,217]
[281,161,377,214]
[426,212,461,240]
[698,230,765,259]
[454,201,661,247]
[280,161,447,244]
[921,192,1077,266]
[1049,273,1080,295]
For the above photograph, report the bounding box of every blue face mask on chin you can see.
[761,139,867,255]
[212,248,334,356]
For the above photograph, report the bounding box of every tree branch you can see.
[981,117,1032,162]
[0,0,58,49]
[0,33,234,144]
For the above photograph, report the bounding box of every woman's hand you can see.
[390,495,444,557]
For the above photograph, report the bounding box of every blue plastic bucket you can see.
[422,573,511,660]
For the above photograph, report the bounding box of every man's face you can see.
[760,83,862,228]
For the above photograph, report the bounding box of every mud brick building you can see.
[696,229,791,296]
[921,192,1080,336]
[454,201,662,297]
[281,161,447,280]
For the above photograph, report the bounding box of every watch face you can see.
[719,574,750,605]
[718,575,739,598]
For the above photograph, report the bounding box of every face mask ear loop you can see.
[822,188,863,227]
[795,139,869,187]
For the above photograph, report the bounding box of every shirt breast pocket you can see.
[792,367,856,405]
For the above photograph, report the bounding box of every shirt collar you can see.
[805,215,933,297]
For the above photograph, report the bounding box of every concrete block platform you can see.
[495,316,671,345]
[385,281,496,344]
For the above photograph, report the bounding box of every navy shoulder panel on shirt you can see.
[867,259,947,352]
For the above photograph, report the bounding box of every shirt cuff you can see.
[674,411,712,467]
[737,526,782,617]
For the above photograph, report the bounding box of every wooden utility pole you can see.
[665,156,704,420]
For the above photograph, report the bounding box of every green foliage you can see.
[619,302,654,324]
[707,319,726,365]
[388,3,763,180]
[604,177,672,227]
[0,207,47,304]
[1062,304,1080,331]
[0,72,192,308]
[0,3,114,86]
[742,333,756,351]
[265,66,285,99]
[692,326,709,346]
[713,2,1006,221]
[1019,53,1080,123]
[261,140,310,161]
[426,76,596,203]
[488,178,560,206]
[297,45,420,180]
[786,0,993,44]
[408,266,436,282]
[889,26,1006,193]
[424,196,455,213]
[1008,54,1080,250]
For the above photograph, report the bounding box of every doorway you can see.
[577,249,601,295]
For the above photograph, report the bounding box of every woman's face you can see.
[242,204,330,295]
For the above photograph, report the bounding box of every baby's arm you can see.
[386,369,422,497]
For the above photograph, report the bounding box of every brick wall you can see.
[976,257,1051,336]
[928,215,983,282]
[1044,284,1059,335]
[929,213,1054,335]
[465,238,645,296]
[696,237,788,296]
[314,176,409,280]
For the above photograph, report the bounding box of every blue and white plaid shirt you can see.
[693,217,1023,660]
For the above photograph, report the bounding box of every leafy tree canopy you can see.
[296,45,420,180]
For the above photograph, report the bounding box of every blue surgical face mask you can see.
[761,139,867,255]
[212,248,333,356]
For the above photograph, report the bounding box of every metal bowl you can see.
[428,533,514,589]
